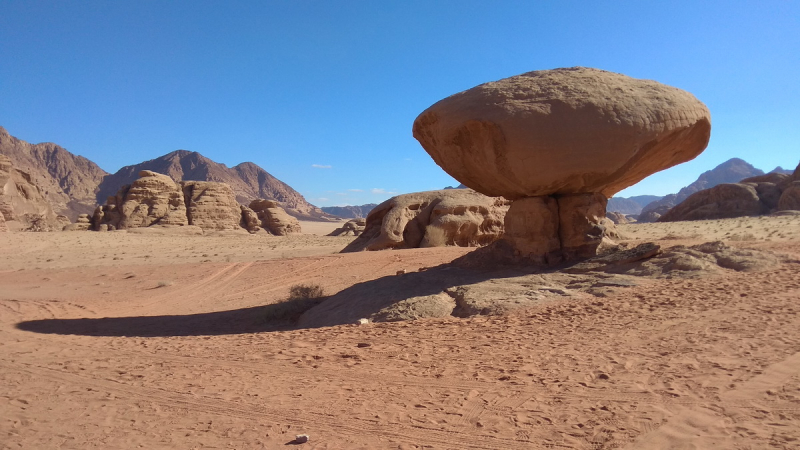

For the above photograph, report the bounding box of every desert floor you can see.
[2,216,800,449]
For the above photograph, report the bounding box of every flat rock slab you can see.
[298,241,790,328]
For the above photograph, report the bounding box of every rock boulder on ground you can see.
[341,189,510,252]
[328,219,366,237]
[249,199,301,236]
[413,67,710,262]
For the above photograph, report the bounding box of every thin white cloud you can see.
[317,197,329,202]
[347,189,363,192]
[371,188,397,195]
[311,164,332,169]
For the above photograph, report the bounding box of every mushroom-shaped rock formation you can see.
[413,67,711,263]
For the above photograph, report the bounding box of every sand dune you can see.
[1,215,799,449]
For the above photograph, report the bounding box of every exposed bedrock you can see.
[413,67,711,262]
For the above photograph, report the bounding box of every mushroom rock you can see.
[413,67,711,262]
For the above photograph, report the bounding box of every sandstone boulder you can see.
[413,67,711,199]
[328,218,366,237]
[606,211,633,224]
[249,199,301,236]
[413,67,710,262]
[658,183,766,222]
[182,181,242,231]
[778,181,800,211]
[0,154,63,231]
[63,213,92,231]
[340,189,509,252]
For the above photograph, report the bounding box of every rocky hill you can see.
[639,158,765,221]
[321,204,378,219]
[0,127,108,220]
[606,195,663,215]
[0,154,67,231]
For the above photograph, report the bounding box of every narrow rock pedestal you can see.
[501,192,610,264]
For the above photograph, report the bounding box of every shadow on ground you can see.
[16,261,534,337]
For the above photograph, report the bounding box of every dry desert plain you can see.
[2,216,800,449]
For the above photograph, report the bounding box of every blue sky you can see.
[1,1,798,206]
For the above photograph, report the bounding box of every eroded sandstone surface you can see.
[341,189,509,252]
[413,67,711,263]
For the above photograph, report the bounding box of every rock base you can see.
[500,192,615,265]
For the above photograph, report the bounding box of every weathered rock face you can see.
[413,67,711,199]
[413,67,709,262]
[341,189,510,252]
[777,181,800,211]
[249,199,301,236]
[658,161,800,221]
[0,208,6,232]
[606,211,633,224]
[239,205,262,233]
[182,181,242,231]
[63,214,92,231]
[659,183,765,222]
[0,127,108,221]
[0,154,64,231]
[97,150,334,221]
[91,171,302,234]
[328,218,366,237]
[93,170,188,230]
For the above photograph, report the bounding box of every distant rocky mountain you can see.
[606,195,663,215]
[638,158,765,221]
[443,183,467,189]
[770,166,794,175]
[0,126,108,220]
[0,126,335,223]
[321,204,378,219]
[97,150,335,221]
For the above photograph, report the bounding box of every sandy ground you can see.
[1,214,800,449]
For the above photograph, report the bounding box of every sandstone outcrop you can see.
[298,241,784,328]
[605,211,633,224]
[778,181,800,211]
[93,170,188,230]
[328,219,366,236]
[91,171,300,234]
[0,154,64,231]
[341,189,510,252]
[659,161,800,222]
[182,181,242,231]
[249,199,301,236]
[63,214,92,231]
[97,150,335,221]
[413,67,710,262]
